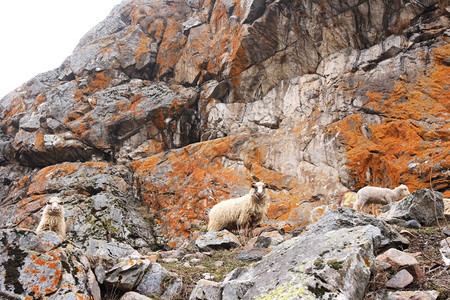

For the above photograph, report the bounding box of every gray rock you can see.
[85,238,141,263]
[135,262,168,296]
[306,207,409,251]
[104,258,151,291]
[253,236,271,248]
[121,291,154,300]
[385,269,414,289]
[376,248,419,270]
[189,279,222,300]
[439,237,450,266]
[380,189,445,226]
[222,280,254,300]
[381,290,440,300]
[404,220,421,229]
[236,248,271,262]
[87,268,102,300]
[443,226,450,237]
[195,230,241,250]
[0,229,98,299]
[19,112,42,132]
[192,208,407,299]
[0,162,156,251]
[161,274,183,300]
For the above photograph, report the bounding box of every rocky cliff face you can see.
[0,0,448,248]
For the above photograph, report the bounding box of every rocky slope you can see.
[0,0,448,250]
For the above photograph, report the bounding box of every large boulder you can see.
[380,189,445,226]
[190,207,408,299]
[0,162,155,251]
[0,229,99,299]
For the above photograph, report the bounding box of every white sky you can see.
[0,0,123,99]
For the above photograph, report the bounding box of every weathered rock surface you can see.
[195,230,241,250]
[104,257,151,291]
[0,0,448,250]
[374,290,440,300]
[121,291,154,300]
[0,229,99,299]
[190,207,408,299]
[376,248,419,270]
[385,269,414,289]
[440,237,450,266]
[0,162,155,251]
[380,189,445,226]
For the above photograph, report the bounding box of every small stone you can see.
[374,260,392,272]
[195,265,207,269]
[121,291,153,300]
[183,262,191,267]
[261,231,284,246]
[440,237,450,266]
[442,226,450,237]
[162,257,179,263]
[383,290,440,300]
[203,273,214,280]
[236,248,271,262]
[254,236,271,248]
[385,269,414,289]
[195,230,241,250]
[404,220,421,229]
[214,260,224,267]
[142,254,158,263]
[376,248,418,270]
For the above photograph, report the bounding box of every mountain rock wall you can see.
[0,0,448,247]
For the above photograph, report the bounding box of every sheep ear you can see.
[251,175,259,182]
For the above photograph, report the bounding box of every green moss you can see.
[313,258,324,269]
[319,250,330,257]
[307,285,329,297]
[327,259,343,270]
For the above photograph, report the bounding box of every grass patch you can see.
[160,249,251,299]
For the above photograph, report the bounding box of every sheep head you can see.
[396,184,410,198]
[46,197,64,216]
[251,182,267,201]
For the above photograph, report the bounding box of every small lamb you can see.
[36,197,66,237]
[207,182,269,235]
[353,184,410,212]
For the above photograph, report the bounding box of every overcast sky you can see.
[0,0,122,99]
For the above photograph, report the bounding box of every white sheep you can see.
[207,182,269,235]
[36,197,66,237]
[353,184,410,212]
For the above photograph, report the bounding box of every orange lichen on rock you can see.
[27,162,109,196]
[131,136,250,246]
[73,71,113,102]
[156,21,186,78]
[332,45,449,196]
[135,32,151,63]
